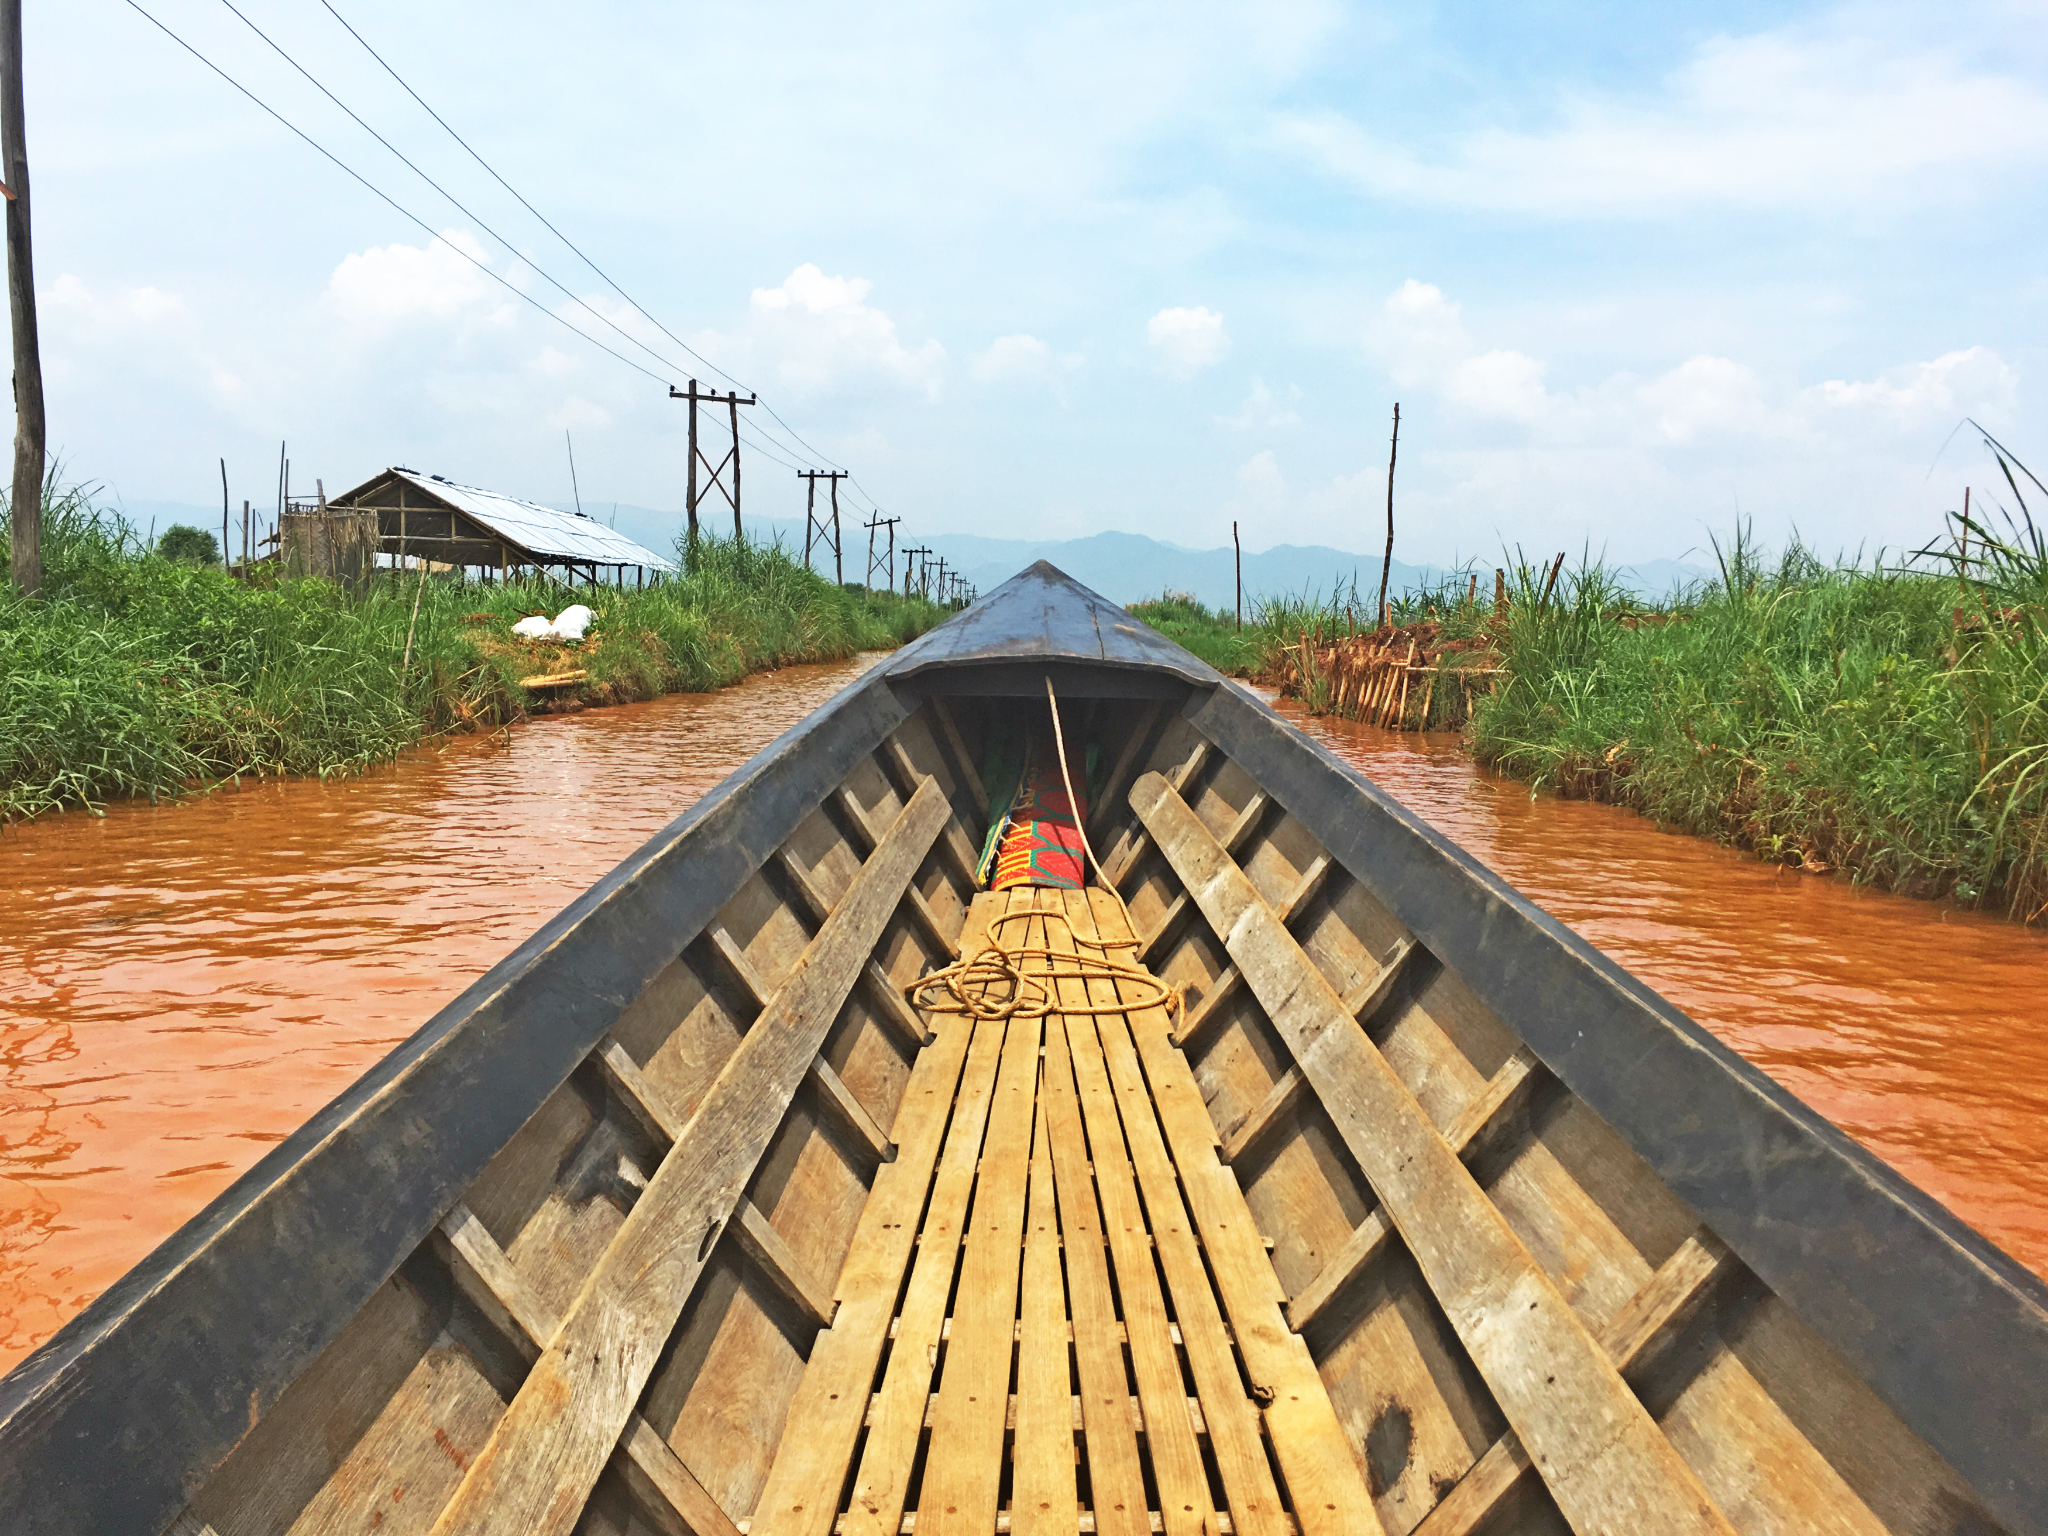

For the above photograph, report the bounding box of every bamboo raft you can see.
[1,563,2042,1536]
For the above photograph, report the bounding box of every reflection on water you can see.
[0,656,879,1375]
[1272,698,2048,1281]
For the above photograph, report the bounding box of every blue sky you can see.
[32,1,2048,566]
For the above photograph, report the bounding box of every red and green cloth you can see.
[976,729,1099,891]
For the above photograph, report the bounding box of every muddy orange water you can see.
[4,666,2045,1381]
[1270,698,2048,1282]
[0,655,882,1376]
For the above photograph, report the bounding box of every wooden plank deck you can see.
[750,886,1379,1535]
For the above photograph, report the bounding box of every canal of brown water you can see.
[2,665,2043,1378]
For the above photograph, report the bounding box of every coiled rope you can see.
[906,679,1182,1027]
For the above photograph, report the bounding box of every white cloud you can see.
[1280,23,2048,218]
[1446,350,1549,422]
[1810,347,2018,420]
[969,332,1082,388]
[701,263,946,401]
[323,230,503,324]
[46,273,190,332]
[1147,305,1229,378]
[1223,377,1301,430]
[1365,280,1469,389]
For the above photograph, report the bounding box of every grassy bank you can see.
[1470,528,2048,922]
[1131,509,2048,924]
[1,486,949,821]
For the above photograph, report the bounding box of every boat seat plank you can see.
[1051,891,1293,1536]
[1048,899,1217,1536]
[1039,941,1152,1536]
[832,785,959,959]
[1413,1230,1738,1536]
[1080,889,1384,1536]
[772,848,935,1057]
[1011,1097,1079,1536]
[919,903,1044,1534]
[1130,771,1739,1536]
[1175,857,1349,1057]
[879,728,983,888]
[422,778,950,1536]
[1102,734,1213,889]
[591,1041,840,1336]
[706,921,899,1170]
[833,892,1019,1536]
[1287,1047,1544,1340]
[435,1203,742,1536]
[743,898,996,1536]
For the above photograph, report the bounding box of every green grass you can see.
[1470,508,2048,921]
[0,482,950,821]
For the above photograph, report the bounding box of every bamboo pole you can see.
[2,0,43,596]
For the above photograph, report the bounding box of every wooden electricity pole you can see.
[2,0,42,596]
[797,469,848,582]
[864,512,900,591]
[1233,519,1242,632]
[671,379,756,545]
[1376,402,1400,627]
[900,544,928,598]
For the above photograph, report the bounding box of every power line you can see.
[122,0,674,389]
[316,0,856,479]
[131,0,902,533]
[218,0,712,393]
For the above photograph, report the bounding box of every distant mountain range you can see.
[115,495,1710,609]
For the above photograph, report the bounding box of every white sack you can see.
[549,604,595,641]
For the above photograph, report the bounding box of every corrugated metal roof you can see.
[392,469,677,571]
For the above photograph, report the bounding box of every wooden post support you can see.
[797,470,847,578]
[1233,518,1242,632]
[672,380,757,546]
[2,0,42,597]
[1376,402,1398,625]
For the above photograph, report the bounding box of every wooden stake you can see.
[1375,402,1399,623]
[1,0,42,596]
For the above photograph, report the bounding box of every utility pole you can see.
[864,512,900,591]
[1233,519,1242,632]
[670,379,756,546]
[900,544,928,599]
[1376,402,1400,627]
[2,0,43,596]
[797,470,848,583]
[934,557,949,606]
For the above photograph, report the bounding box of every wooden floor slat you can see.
[745,893,996,1536]
[1052,890,1289,1536]
[1081,889,1384,1536]
[1130,771,1738,1536]
[1010,1098,1078,1536]
[1047,898,1217,1536]
[921,903,1043,1535]
[1039,945,1152,1536]
[838,892,1021,1536]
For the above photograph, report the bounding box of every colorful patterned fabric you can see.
[976,740,1091,890]
[988,762,1088,890]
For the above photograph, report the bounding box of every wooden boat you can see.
[3,563,2043,1536]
